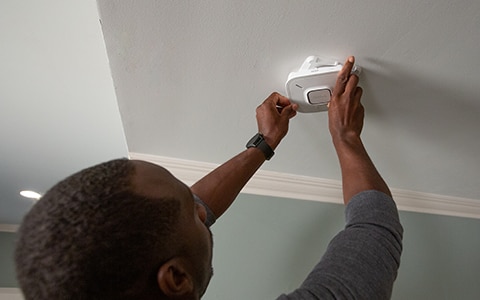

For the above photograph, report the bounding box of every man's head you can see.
[15,159,213,299]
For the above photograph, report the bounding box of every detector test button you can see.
[307,89,331,105]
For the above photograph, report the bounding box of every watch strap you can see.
[246,133,274,160]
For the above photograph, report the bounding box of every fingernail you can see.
[348,56,354,63]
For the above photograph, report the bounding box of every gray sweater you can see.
[277,190,403,300]
[196,190,403,300]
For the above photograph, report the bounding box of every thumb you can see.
[281,104,297,119]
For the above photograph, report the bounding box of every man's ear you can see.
[157,257,195,299]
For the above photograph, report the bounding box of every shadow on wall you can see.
[356,57,480,198]
[361,57,480,146]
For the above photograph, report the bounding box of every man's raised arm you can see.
[328,56,392,204]
[190,92,297,218]
[278,57,403,300]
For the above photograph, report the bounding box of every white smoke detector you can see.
[285,56,361,113]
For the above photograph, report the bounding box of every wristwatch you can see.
[246,133,274,160]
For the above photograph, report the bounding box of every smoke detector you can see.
[285,56,361,113]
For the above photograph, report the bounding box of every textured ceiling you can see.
[1,0,479,226]
[97,0,480,201]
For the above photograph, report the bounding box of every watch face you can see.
[252,134,263,146]
[246,133,274,160]
[247,133,263,147]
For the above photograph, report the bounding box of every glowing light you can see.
[20,190,42,200]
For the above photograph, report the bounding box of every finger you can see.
[259,93,277,112]
[281,104,297,119]
[333,56,355,96]
[268,92,291,108]
[354,86,363,102]
[345,74,359,96]
[277,103,297,114]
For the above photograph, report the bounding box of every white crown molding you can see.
[0,288,23,296]
[3,152,478,233]
[130,152,480,220]
[0,224,19,233]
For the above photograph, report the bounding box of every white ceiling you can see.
[1,0,479,225]
[97,0,480,201]
[0,1,128,224]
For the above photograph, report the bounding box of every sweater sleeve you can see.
[277,190,403,300]
[193,194,216,227]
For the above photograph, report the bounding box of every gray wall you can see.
[3,193,480,299]
[204,194,480,299]
[0,233,16,287]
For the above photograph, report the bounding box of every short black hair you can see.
[15,158,182,299]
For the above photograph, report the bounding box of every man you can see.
[15,57,403,299]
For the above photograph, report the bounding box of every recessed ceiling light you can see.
[20,190,42,200]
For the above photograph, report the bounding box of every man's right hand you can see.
[328,56,364,144]
[256,92,297,150]
[327,56,392,203]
